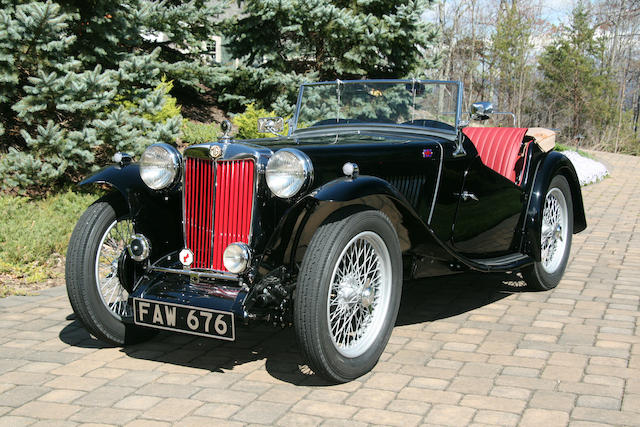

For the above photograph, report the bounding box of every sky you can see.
[540,0,578,25]
[423,0,580,26]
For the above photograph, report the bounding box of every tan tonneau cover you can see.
[526,127,556,152]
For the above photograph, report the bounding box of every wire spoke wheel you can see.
[540,187,569,274]
[95,218,133,319]
[327,231,393,358]
[67,194,157,346]
[523,175,574,291]
[295,210,402,382]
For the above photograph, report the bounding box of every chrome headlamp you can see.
[139,143,181,190]
[266,148,313,198]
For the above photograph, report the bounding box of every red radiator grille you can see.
[211,160,255,270]
[184,157,215,269]
[184,157,255,271]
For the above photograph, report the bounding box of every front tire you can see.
[523,175,573,291]
[65,194,156,345]
[294,210,402,383]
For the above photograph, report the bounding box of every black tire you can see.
[65,194,156,345]
[523,175,573,291]
[294,210,402,383]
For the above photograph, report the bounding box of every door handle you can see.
[454,191,479,202]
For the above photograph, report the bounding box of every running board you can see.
[466,253,533,272]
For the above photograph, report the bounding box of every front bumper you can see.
[129,268,248,320]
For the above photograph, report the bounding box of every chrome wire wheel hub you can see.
[541,188,569,274]
[327,231,392,358]
[95,219,134,319]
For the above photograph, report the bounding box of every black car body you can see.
[67,79,586,382]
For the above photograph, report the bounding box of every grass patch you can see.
[555,143,594,159]
[0,189,98,296]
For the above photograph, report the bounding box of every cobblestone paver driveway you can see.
[1,151,639,427]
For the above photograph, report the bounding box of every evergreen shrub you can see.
[218,0,438,114]
[181,121,220,145]
[0,0,223,193]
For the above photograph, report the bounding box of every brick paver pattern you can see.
[1,151,639,426]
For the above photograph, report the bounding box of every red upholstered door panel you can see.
[462,127,528,183]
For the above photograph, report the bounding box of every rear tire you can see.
[523,175,573,291]
[65,194,156,345]
[294,210,402,383]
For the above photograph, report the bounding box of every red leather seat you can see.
[462,127,528,183]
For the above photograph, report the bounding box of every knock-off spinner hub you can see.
[361,285,374,309]
[337,275,359,304]
[553,224,563,241]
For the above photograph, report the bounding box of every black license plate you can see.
[133,298,235,341]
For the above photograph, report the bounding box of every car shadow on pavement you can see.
[396,270,528,326]
[58,271,529,386]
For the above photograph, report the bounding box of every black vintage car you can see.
[66,79,586,382]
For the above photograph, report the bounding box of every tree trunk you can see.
[615,46,631,152]
[468,0,477,110]
[633,88,639,135]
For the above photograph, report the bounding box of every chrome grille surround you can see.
[181,143,272,274]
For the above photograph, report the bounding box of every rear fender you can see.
[80,164,183,263]
[523,151,587,261]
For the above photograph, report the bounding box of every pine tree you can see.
[537,3,615,141]
[0,0,224,193]
[218,0,439,115]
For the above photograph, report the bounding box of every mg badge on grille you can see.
[209,145,222,159]
[179,248,194,266]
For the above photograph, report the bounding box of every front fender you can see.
[80,163,183,263]
[256,176,443,276]
[80,163,147,205]
[524,151,587,261]
[312,176,408,203]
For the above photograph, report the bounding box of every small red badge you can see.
[179,248,194,266]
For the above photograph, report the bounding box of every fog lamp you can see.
[223,242,251,273]
[128,234,151,262]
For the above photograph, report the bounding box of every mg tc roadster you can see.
[66,79,586,382]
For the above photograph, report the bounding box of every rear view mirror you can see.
[257,117,285,135]
[471,102,494,121]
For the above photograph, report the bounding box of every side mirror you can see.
[257,117,285,136]
[471,102,494,121]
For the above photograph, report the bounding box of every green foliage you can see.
[0,190,96,289]
[554,143,594,159]
[490,0,533,119]
[181,120,220,145]
[119,77,182,124]
[218,0,439,114]
[0,0,225,193]
[599,110,640,156]
[537,3,616,143]
[232,103,290,139]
